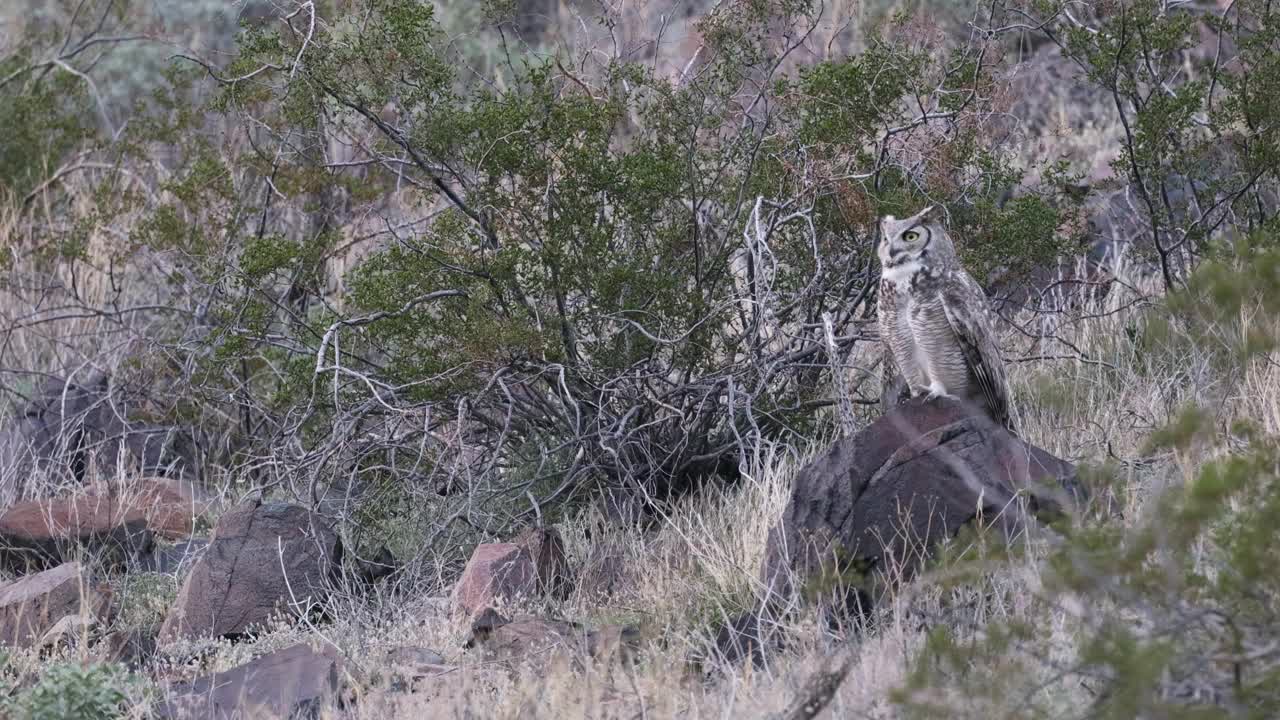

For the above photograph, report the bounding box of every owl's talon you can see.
[923,383,950,401]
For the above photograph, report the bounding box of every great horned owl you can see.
[877,206,1013,430]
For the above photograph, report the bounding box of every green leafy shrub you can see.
[4,661,135,720]
[128,0,1084,547]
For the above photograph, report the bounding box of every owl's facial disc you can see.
[882,223,931,267]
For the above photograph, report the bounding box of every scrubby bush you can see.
[123,0,1082,551]
[3,659,136,720]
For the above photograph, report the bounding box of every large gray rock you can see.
[159,503,340,643]
[155,643,344,719]
[0,562,106,648]
[718,397,1082,664]
[762,397,1080,602]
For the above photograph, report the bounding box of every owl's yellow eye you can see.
[903,231,920,242]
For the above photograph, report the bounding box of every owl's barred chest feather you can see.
[881,268,973,395]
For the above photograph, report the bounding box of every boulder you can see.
[761,397,1081,605]
[154,643,345,719]
[720,397,1082,663]
[159,502,340,643]
[451,543,535,618]
[0,562,105,648]
[450,527,570,617]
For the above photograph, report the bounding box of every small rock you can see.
[154,643,345,720]
[450,527,571,618]
[450,543,537,618]
[40,613,95,649]
[159,502,340,643]
[0,562,105,648]
[138,539,208,575]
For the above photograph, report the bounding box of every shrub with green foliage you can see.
[3,659,136,720]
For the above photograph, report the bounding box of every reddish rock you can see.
[159,502,340,643]
[0,491,160,572]
[88,477,215,539]
[0,477,210,572]
[451,527,571,618]
[450,543,537,618]
[154,643,345,719]
[0,562,105,648]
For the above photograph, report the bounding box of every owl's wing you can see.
[877,280,910,408]
[941,273,1012,429]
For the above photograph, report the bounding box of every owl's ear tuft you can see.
[917,205,938,219]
